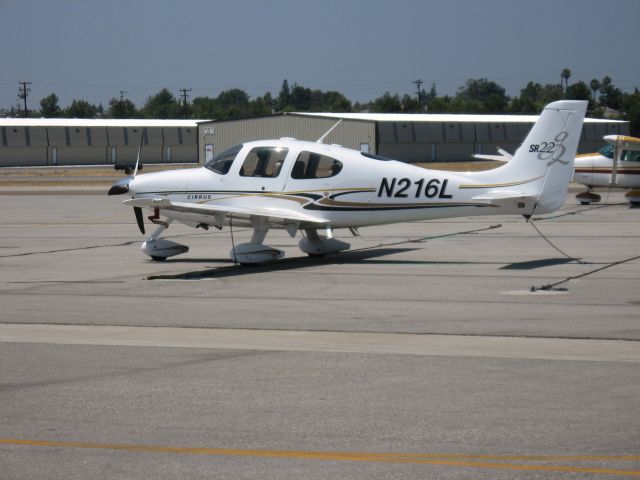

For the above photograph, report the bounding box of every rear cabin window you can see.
[291,151,343,179]
[240,147,288,178]
[204,144,242,175]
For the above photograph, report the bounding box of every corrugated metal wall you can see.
[199,115,629,164]
[1,117,629,167]
[0,125,198,167]
[199,115,375,162]
[376,120,629,162]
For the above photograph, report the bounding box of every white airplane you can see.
[108,100,587,264]
[572,135,640,205]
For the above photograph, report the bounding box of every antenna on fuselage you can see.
[316,119,342,144]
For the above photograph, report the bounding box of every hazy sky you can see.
[1,0,638,111]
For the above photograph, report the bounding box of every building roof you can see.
[291,112,626,124]
[0,118,206,128]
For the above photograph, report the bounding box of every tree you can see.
[590,79,601,102]
[141,88,180,118]
[561,68,571,96]
[566,81,591,101]
[277,79,291,111]
[509,81,543,113]
[320,91,351,112]
[191,96,220,119]
[599,76,623,110]
[370,92,402,112]
[40,93,61,117]
[65,99,98,118]
[215,89,250,119]
[622,90,640,136]
[289,84,312,110]
[401,94,420,112]
[108,97,137,118]
[456,78,508,112]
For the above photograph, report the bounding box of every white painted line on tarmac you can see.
[1,323,639,363]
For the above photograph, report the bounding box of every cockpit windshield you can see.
[204,144,242,174]
[598,144,614,159]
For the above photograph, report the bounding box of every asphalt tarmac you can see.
[1,187,639,479]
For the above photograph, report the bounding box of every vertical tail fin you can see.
[500,100,587,214]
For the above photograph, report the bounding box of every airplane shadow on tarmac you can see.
[147,247,425,280]
[146,247,579,280]
[500,258,578,270]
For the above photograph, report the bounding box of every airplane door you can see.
[234,145,291,193]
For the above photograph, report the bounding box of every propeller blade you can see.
[108,176,132,196]
[133,130,145,178]
[134,207,145,234]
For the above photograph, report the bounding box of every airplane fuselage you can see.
[128,139,538,230]
[574,152,640,189]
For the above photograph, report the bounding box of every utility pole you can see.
[18,81,32,118]
[179,88,191,106]
[413,79,424,109]
[119,90,127,102]
[179,88,192,118]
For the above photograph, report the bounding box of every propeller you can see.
[107,175,132,196]
[108,131,146,236]
[134,206,145,234]
[107,131,145,196]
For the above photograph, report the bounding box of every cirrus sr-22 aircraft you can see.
[108,100,587,265]
[572,134,640,205]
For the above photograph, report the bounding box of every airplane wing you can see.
[604,135,640,151]
[123,197,329,229]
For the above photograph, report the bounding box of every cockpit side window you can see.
[204,144,242,175]
[239,147,288,178]
[622,150,640,162]
[291,151,343,179]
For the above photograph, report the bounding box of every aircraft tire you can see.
[151,256,167,261]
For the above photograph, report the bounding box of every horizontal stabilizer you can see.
[471,148,513,162]
[472,190,537,212]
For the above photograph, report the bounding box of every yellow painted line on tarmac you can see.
[1,438,639,477]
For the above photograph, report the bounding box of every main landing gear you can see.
[140,214,351,265]
[575,190,601,205]
[576,189,640,206]
[228,221,350,265]
[625,190,640,206]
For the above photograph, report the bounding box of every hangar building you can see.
[0,118,199,167]
[0,113,628,167]
[198,112,629,164]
